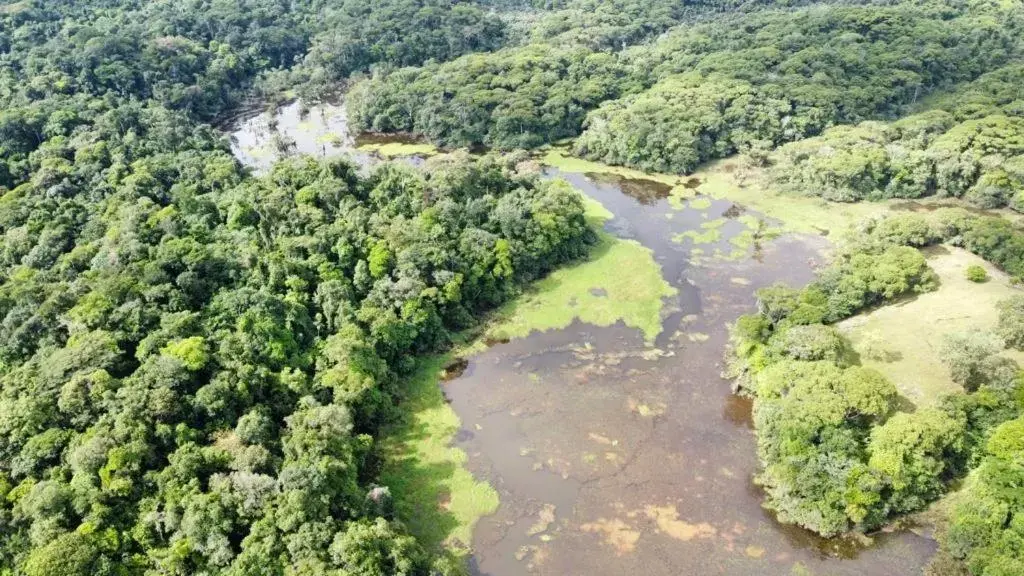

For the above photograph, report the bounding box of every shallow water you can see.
[229,105,936,576]
[228,100,428,174]
[445,178,934,576]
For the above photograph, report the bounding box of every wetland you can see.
[229,101,939,576]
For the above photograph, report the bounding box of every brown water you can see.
[229,105,936,576]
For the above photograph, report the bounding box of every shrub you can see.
[966,265,989,283]
[941,331,1016,391]
[767,324,847,363]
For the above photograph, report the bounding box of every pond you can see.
[228,103,936,576]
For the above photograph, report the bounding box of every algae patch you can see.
[487,192,675,344]
[357,141,438,157]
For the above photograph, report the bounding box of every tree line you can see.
[728,209,1024,574]
[347,1,1023,174]
[770,63,1024,212]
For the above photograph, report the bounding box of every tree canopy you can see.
[729,211,1023,539]
[0,1,595,573]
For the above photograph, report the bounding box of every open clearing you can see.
[839,246,1024,406]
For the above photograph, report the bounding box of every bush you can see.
[767,324,846,363]
[996,295,1024,350]
[966,265,989,283]
[941,331,1018,391]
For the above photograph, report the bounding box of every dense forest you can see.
[771,63,1024,212]
[348,1,1022,171]
[0,1,593,574]
[4,1,1024,575]
[728,209,1024,537]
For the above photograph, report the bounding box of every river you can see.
[228,102,936,576]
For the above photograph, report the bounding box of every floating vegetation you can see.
[673,228,722,245]
[688,197,713,210]
[357,141,438,157]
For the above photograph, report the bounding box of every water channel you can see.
[229,102,937,576]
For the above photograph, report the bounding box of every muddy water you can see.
[447,175,935,576]
[229,105,936,576]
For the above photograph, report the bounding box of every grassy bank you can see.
[379,356,499,551]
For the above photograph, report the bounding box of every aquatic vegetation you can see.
[673,228,722,245]
[357,141,439,157]
[487,226,676,344]
[379,356,499,549]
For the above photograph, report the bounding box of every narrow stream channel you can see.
[229,103,937,576]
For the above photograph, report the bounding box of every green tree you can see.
[329,518,427,576]
[941,331,1015,391]
[997,295,1024,350]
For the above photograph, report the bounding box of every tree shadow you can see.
[893,394,918,414]
[378,355,494,551]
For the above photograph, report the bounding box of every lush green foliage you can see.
[349,0,1024,173]
[0,149,594,574]
[941,331,1020,392]
[967,265,990,283]
[290,0,508,98]
[935,207,1024,280]
[997,295,1024,350]
[0,0,507,192]
[576,2,1021,173]
[937,415,1024,576]
[345,0,789,149]
[347,44,641,149]
[771,63,1024,211]
[730,212,1024,538]
[0,1,598,573]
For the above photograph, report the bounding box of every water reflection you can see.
[584,172,672,205]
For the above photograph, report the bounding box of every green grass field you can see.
[839,247,1024,406]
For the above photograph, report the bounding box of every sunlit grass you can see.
[379,356,498,550]
[839,247,1024,406]
[357,141,439,157]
